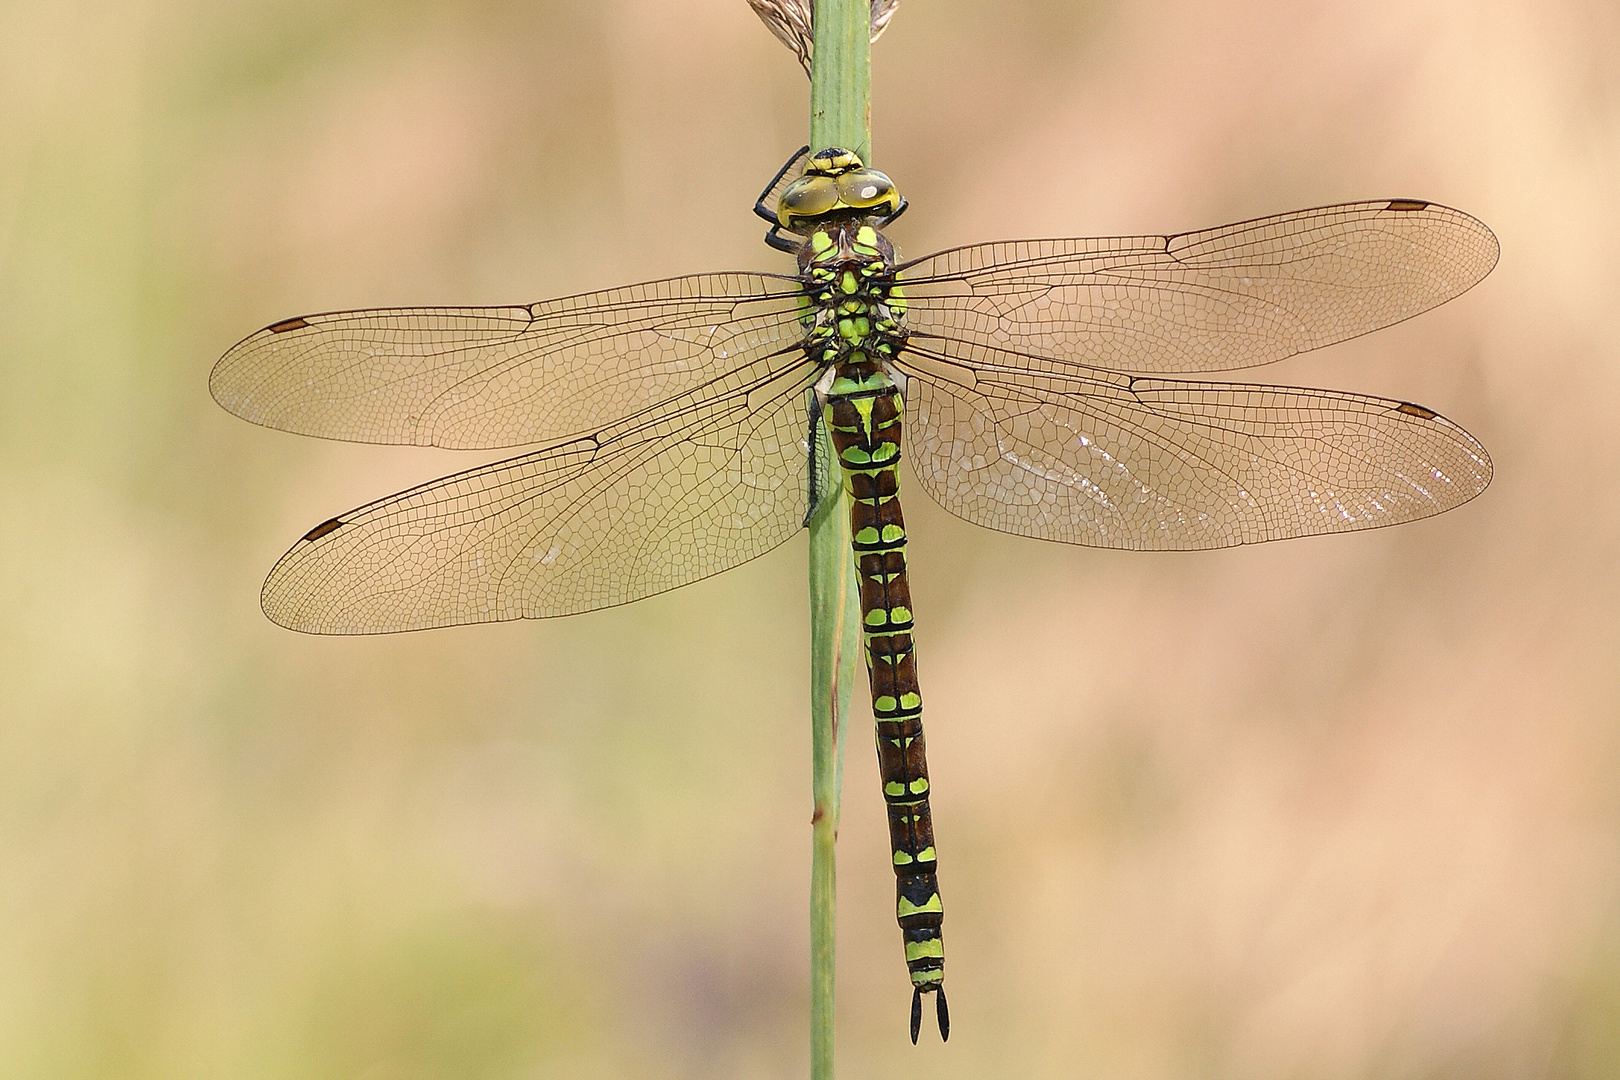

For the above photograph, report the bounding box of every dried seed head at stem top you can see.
[748,0,899,75]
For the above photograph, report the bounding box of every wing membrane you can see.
[210,273,804,449]
[898,201,1497,374]
[262,358,820,633]
[897,338,1490,550]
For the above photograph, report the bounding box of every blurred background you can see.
[1,0,1615,1076]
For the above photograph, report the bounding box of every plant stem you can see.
[807,2,869,1077]
[810,0,872,161]
[807,432,857,1080]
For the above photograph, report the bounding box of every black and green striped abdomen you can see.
[823,358,948,1038]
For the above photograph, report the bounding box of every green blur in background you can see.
[4,0,1620,1077]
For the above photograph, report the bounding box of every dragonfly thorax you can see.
[797,220,907,368]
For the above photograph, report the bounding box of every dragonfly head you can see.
[778,147,902,232]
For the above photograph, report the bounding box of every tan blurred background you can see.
[1,0,1616,1076]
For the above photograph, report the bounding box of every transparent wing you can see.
[898,201,1497,374]
[261,358,820,633]
[897,337,1490,550]
[210,273,804,450]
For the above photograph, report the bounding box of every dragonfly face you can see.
[212,142,1496,1044]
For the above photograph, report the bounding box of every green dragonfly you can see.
[211,146,1496,1042]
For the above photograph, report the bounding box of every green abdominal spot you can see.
[865,606,913,629]
[904,939,945,962]
[897,893,944,918]
[892,844,937,867]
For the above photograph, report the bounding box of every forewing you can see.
[261,360,820,633]
[898,201,1497,374]
[210,273,805,449]
[897,339,1490,550]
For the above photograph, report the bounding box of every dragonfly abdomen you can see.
[824,358,949,1042]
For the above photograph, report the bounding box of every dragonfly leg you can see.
[753,144,811,227]
[756,145,811,254]
[763,226,802,254]
[877,196,910,229]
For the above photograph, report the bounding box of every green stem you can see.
[809,0,872,162]
[807,449,857,1080]
[807,2,869,1078]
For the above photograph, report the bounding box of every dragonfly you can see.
[211,145,1496,1043]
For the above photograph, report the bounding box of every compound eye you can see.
[836,169,899,214]
[778,175,840,229]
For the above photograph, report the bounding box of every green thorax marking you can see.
[797,221,907,371]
